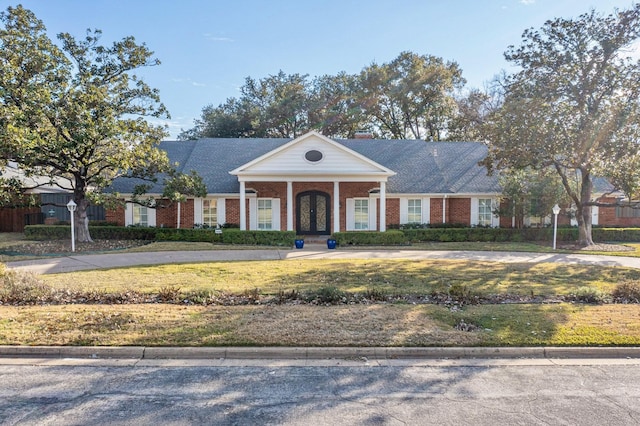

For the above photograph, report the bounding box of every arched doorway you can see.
[296,191,330,235]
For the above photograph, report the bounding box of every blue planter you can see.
[327,239,337,249]
[295,239,304,249]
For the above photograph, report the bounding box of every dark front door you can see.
[296,191,330,235]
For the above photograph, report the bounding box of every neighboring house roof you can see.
[1,162,71,194]
[109,133,501,195]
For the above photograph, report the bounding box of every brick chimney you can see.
[354,131,373,139]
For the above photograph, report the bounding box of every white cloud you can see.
[171,77,206,87]
[520,0,535,4]
[203,33,234,42]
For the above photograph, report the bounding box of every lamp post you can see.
[552,204,560,250]
[66,199,77,252]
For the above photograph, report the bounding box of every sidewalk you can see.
[6,246,640,274]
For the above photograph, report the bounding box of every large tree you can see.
[308,72,366,138]
[483,5,640,246]
[358,51,465,140]
[180,52,466,141]
[0,5,171,242]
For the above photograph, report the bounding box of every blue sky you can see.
[3,0,638,138]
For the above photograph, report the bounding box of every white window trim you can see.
[193,198,203,224]
[250,197,280,231]
[347,198,372,231]
[471,197,498,228]
[368,195,377,231]
[400,197,431,224]
[125,201,156,227]
[217,197,226,226]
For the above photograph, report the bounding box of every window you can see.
[478,199,492,227]
[354,199,369,230]
[202,199,217,226]
[407,199,422,223]
[257,199,273,230]
[132,205,148,226]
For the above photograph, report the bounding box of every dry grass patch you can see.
[2,303,640,347]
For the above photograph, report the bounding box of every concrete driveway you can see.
[5,246,640,274]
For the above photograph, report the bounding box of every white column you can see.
[239,181,246,231]
[287,181,293,231]
[442,195,447,224]
[379,181,386,232]
[333,181,340,234]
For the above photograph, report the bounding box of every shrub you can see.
[570,286,611,304]
[158,286,181,302]
[593,228,640,242]
[156,228,216,242]
[219,230,296,246]
[24,225,158,240]
[306,286,347,304]
[0,264,52,304]
[332,231,407,246]
[612,281,640,303]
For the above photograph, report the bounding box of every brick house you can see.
[105,131,638,234]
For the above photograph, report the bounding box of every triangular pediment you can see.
[230,131,395,179]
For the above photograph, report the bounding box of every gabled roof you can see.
[230,131,395,180]
[109,133,501,195]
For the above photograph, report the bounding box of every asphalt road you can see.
[2,357,640,425]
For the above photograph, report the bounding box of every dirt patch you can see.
[558,243,634,252]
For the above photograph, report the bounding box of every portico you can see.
[230,131,395,234]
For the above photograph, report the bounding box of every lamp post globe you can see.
[552,204,560,250]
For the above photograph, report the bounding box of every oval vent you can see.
[304,150,323,163]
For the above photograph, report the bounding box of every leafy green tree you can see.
[181,52,467,141]
[447,88,498,141]
[483,5,640,246]
[497,168,569,228]
[179,98,257,140]
[308,72,366,138]
[242,71,310,138]
[358,51,465,140]
[0,5,170,242]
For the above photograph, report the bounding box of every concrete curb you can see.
[1,346,638,360]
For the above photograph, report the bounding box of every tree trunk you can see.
[75,197,93,243]
[576,169,595,247]
[576,206,594,246]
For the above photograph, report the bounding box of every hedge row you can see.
[24,225,296,246]
[157,228,296,246]
[22,225,640,246]
[401,227,640,243]
[24,225,157,241]
[332,231,407,246]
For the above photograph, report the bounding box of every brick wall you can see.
[386,198,399,229]
[449,198,471,225]
[596,196,640,227]
[105,205,125,226]
[427,197,472,225]
[225,198,240,226]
